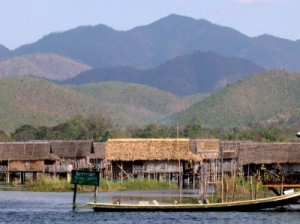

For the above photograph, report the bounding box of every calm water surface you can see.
[0,190,299,224]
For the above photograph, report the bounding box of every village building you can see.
[90,142,106,177]
[238,142,300,187]
[0,142,59,183]
[1,139,300,190]
[192,139,221,185]
[105,138,202,187]
[48,140,94,180]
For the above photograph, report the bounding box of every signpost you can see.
[71,170,100,210]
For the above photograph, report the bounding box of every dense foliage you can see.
[5,118,290,142]
[168,70,300,135]
[0,77,201,134]
[11,114,127,142]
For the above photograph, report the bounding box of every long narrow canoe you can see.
[87,192,300,212]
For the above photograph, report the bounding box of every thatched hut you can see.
[105,138,201,184]
[49,140,94,173]
[192,140,243,185]
[0,142,59,183]
[238,142,300,186]
[220,141,240,173]
[192,139,220,183]
[90,142,106,177]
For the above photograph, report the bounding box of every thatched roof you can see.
[195,139,220,152]
[219,141,245,159]
[0,142,59,161]
[92,142,106,159]
[238,142,300,165]
[50,140,94,159]
[194,139,220,159]
[106,139,202,162]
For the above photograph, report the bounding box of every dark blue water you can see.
[0,191,299,224]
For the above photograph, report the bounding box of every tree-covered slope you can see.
[0,77,206,133]
[71,82,206,115]
[167,70,300,129]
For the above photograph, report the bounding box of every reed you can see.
[99,179,177,191]
[23,174,73,192]
[22,175,177,192]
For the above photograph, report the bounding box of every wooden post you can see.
[250,176,253,200]
[281,173,284,195]
[224,177,228,203]
[178,160,182,204]
[221,146,224,203]
[255,170,259,199]
[193,173,195,189]
[232,159,237,202]
[6,171,10,183]
[72,184,77,210]
[94,186,98,203]
[121,161,123,181]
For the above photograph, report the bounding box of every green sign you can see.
[71,170,100,186]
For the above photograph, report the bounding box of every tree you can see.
[12,124,37,141]
[183,121,203,138]
[84,114,114,141]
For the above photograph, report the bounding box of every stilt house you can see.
[238,142,300,185]
[0,142,59,183]
[49,140,94,175]
[105,139,201,184]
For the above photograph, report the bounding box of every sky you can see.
[1,0,299,50]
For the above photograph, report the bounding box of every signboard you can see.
[71,170,100,186]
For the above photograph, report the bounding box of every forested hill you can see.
[166,70,300,130]
[0,77,203,133]
[8,14,300,71]
[63,51,263,95]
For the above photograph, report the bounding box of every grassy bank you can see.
[22,175,177,192]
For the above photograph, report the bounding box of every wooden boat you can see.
[87,191,300,212]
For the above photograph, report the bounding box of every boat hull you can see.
[88,192,300,212]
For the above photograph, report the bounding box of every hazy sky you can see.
[1,0,299,50]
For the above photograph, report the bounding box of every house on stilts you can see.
[0,142,59,183]
[105,138,202,186]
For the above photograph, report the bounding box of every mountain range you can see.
[3,14,300,72]
[1,14,300,135]
[62,51,263,95]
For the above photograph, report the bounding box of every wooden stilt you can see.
[72,184,77,210]
[94,186,98,203]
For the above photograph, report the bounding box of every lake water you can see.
[0,190,299,224]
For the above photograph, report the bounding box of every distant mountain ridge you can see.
[63,51,263,95]
[4,14,300,71]
[0,53,91,80]
[0,44,10,59]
